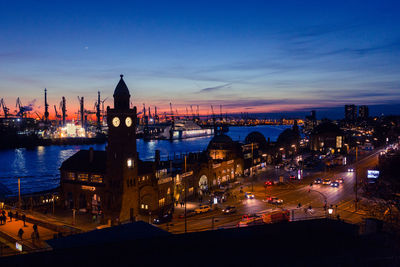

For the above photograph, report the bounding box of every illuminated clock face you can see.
[112,117,120,127]
[125,117,132,127]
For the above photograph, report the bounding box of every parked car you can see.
[194,205,211,214]
[245,192,255,199]
[153,213,172,224]
[178,209,196,218]
[330,181,340,188]
[322,179,331,185]
[222,206,237,214]
[266,196,283,205]
[289,175,296,180]
[314,178,322,184]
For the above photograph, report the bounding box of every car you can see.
[178,209,196,218]
[348,168,354,172]
[245,192,255,199]
[266,196,283,205]
[238,214,263,226]
[264,180,273,186]
[314,178,322,184]
[336,178,344,184]
[222,206,237,214]
[194,205,211,214]
[330,181,340,188]
[289,175,296,180]
[153,213,172,224]
[322,179,331,185]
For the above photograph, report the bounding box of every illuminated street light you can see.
[328,208,333,215]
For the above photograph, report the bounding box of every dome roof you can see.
[207,134,234,150]
[113,74,130,98]
[245,131,268,147]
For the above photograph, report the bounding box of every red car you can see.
[264,180,273,186]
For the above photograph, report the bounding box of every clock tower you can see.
[105,74,138,222]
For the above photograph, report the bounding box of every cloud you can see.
[197,83,232,93]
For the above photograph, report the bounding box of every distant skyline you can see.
[1,0,400,118]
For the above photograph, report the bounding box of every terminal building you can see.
[60,75,174,223]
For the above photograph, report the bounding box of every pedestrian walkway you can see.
[0,216,55,254]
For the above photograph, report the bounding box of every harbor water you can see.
[0,125,290,196]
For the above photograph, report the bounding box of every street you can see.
[161,148,384,233]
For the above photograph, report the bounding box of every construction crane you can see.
[77,96,84,128]
[60,97,67,126]
[210,105,215,122]
[0,98,10,118]
[44,88,49,123]
[16,98,27,118]
[169,103,174,122]
[54,105,61,119]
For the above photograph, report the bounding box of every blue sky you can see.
[0,0,399,117]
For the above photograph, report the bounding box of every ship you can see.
[159,120,214,140]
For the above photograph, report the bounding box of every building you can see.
[310,121,346,153]
[60,75,174,223]
[345,104,357,121]
[359,105,369,120]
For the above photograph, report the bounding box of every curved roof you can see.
[245,131,268,148]
[113,74,130,98]
[207,134,234,150]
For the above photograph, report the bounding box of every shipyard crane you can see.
[0,98,10,118]
[77,96,84,128]
[169,103,174,122]
[34,111,42,120]
[190,105,195,120]
[44,88,49,123]
[60,97,67,126]
[16,98,28,118]
[54,105,61,118]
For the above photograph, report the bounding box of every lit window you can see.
[127,158,133,168]
[91,174,103,183]
[159,198,165,207]
[78,173,89,181]
[67,172,75,180]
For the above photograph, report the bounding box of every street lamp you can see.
[328,208,333,218]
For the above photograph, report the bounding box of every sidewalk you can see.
[0,217,54,254]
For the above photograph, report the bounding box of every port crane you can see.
[60,97,67,126]
[169,103,174,122]
[0,98,10,118]
[44,88,49,123]
[16,97,30,118]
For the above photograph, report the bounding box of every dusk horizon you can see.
[1,0,400,117]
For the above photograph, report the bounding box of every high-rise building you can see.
[359,105,369,120]
[345,105,357,121]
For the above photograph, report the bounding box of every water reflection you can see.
[0,125,289,195]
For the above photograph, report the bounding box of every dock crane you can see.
[60,97,67,126]
[54,105,61,119]
[77,96,84,128]
[0,99,10,118]
[169,103,174,122]
[190,105,195,121]
[16,98,27,118]
[44,88,49,123]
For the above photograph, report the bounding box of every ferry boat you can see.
[160,120,214,140]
